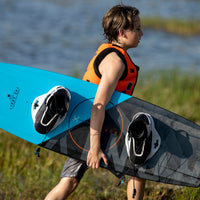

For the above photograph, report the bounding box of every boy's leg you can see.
[127,177,146,200]
[44,177,78,200]
[45,158,88,200]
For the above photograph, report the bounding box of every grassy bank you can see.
[1,69,200,199]
[135,69,200,123]
[142,17,200,36]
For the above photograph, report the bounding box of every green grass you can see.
[142,17,200,36]
[1,69,200,199]
[134,69,200,123]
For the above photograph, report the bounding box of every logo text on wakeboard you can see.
[8,87,20,110]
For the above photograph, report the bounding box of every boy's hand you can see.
[87,147,108,168]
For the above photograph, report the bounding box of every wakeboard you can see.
[1,62,200,187]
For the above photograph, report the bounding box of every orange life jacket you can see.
[82,43,139,95]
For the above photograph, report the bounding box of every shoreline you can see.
[142,17,200,36]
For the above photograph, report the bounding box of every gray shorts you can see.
[61,157,123,181]
[60,157,88,182]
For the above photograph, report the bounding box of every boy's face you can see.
[123,16,143,49]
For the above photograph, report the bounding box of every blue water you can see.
[0,0,199,75]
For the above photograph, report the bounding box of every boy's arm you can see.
[86,52,125,168]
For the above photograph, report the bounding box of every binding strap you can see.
[32,86,71,134]
[125,112,161,165]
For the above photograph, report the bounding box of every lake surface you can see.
[0,0,200,75]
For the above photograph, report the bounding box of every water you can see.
[0,0,200,75]
[134,0,200,19]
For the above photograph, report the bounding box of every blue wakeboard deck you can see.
[1,62,200,187]
[0,63,130,145]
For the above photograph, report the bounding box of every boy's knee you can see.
[60,177,79,193]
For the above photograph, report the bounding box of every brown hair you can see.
[102,4,140,43]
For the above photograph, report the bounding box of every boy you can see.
[45,4,145,200]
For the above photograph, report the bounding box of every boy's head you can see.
[102,4,140,43]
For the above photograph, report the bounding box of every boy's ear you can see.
[119,29,126,37]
